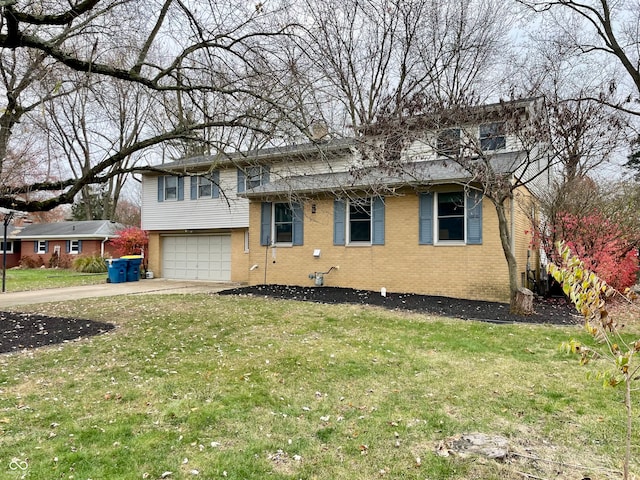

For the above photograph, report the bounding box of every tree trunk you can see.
[494,199,533,314]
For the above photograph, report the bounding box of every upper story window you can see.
[436,128,461,158]
[197,177,213,198]
[437,192,465,242]
[348,198,372,243]
[164,176,178,201]
[238,165,270,193]
[479,122,506,151]
[157,176,184,202]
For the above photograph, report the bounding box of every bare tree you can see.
[518,0,640,117]
[0,0,299,212]
[296,0,513,135]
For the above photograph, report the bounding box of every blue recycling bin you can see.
[122,255,143,282]
[106,258,127,284]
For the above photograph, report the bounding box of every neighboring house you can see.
[8,220,124,268]
[141,99,548,302]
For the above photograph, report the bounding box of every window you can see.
[165,176,178,200]
[260,201,303,246]
[273,203,293,243]
[69,240,81,254]
[348,198,372,243]
[479,122,506,151]
[36,240,47,254]
[197,177,212,198]
[334,197,385,246]
[237,166,270,193]
[158,176,184,202]
[437,192,465,242]
[436,128,461,157]
[418,191,483,245]
[0,240,13,253]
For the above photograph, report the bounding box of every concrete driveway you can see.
[0,279,238,309]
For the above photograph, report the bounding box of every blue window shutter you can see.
[78,240,83,253]
[45,241,49,253]
[419,193,433,245]
[33,242,38,253]
[212,171,220,198]
[467,190,483,244]
[292,202,304,246]
[190,176,197,200]
[333,199,345,245]
[237,168,245,193]
[260,202,272,246]
[157,176,164,202]
[177,177,184,201]
[66,240,70,253]
[262,165,270,185]
[372,197,385,245]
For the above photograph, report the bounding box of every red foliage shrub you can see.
[559,212,639,290]
[108,227,149,258]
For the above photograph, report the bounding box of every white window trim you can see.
[164,176,178,201]
[1,240,13,254]
[69,240,80,254]
[272,202,294,246]
[434,191,466,245]
[347,198,372,245]
[36,240,47,254]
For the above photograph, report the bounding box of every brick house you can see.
[9,220,124,268]
[141,99,548,302]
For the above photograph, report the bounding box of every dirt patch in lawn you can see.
[219,284,581,326]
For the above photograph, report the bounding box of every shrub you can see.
[560,212,639,290]
[20,255,44,268]
[73,255,108,273]
[109,227,148,257]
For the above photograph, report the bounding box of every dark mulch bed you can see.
[219,284,581,326]
[0,311,115,354]
[0,285,578,355]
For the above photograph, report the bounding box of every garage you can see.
[162,235,231,281]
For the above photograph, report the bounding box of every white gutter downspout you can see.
[101,236,109,257]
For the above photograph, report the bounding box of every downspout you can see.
[510,196,516,285]
[101,236,109,257]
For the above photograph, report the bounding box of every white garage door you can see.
[162,235,231,281]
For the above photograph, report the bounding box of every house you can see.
[141,99,548,302]
[7,220,124,268]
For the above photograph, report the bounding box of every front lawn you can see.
[0,294,637,479]
[1,268,107,292]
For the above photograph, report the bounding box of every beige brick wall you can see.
[245,188,535,302]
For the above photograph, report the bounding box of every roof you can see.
[12,220,125,240]
[240,152,523,198]
[146,138,356,172]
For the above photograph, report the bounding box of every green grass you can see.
[0,294,638,479]
[0,268,107,292]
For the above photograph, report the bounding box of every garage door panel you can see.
[162,235,231,281]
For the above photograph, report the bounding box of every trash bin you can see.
[122,255,143,282]
[106,258,127,284]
